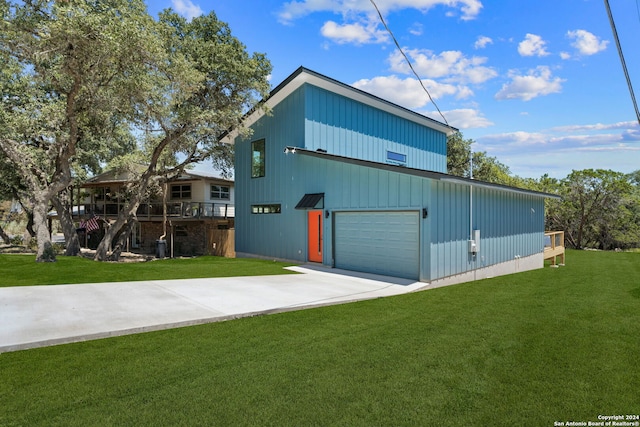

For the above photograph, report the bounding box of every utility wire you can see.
[369,0,451,128]
[604,0,640,125]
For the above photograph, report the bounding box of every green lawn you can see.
[0,255,297,287]
[1,250,639,426]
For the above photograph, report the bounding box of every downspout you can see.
[469,153,473,240]
[470,152,476,280]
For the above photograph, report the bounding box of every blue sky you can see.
[148,0,640,179]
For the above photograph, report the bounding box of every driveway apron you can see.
[0,266,425,353]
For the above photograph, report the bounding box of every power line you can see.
[369,0,451,128]
[604,0,640,125]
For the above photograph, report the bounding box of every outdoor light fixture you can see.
[422,208,428,219]
[325,210,330,218]
[283,147,297,154]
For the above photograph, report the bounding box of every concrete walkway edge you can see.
[0,265,428,353]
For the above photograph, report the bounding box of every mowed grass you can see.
[1,250,639,426]
[0,255,297,287]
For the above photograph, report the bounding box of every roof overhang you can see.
[221,67,457,144]
[295,193,324,210]
[284,146,561,200]
[82,169,233,187]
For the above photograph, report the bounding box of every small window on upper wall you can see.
[387,151,407,164]
[210,185,230,200]
[251,139,265,178]
[171,184,191,200]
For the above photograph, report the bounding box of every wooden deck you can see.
[544,231,565,266]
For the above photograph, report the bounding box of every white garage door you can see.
[334,211,420,280]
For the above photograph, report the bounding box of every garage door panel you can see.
[334,211,419,280]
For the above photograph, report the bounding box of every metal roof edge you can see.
[221,66,457,143]
[285,146,561,200]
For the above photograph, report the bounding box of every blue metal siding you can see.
[235,86,308,261]
[429,181,546,281]
[474,187,545,265]
[431,181,470,279]
[298,155,431,280]
[303,85,447,172]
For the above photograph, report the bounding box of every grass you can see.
[1,250,639,426]
[0,255,297,287]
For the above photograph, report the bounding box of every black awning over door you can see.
[295,193,324,210]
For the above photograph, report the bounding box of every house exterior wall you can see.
[204,183,235,205]
[236,145,546,282]
[235,82,446,264]
[429,180,545,281]
[234,85,306,260]
[303,85,447,172]
[298,155,431,280]
[234,72,549,283]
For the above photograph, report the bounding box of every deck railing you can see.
[544,230,565,266]
[75,201,234,220]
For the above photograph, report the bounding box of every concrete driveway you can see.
[0,265,426,353]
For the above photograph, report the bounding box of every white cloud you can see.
[474,35,493,49]
[278,0,483,25]
[320,20,388,44]
[352,75,467,109]
[388,49,497,84]
[560,51,571,60]
[495,66,564,101]
[172,0,203,20]
[567,29,608,55]
[474,121,640,177]
[551,121,639,133]
[425,108,493,129]
[478,123,640,157]
[479,132,640,164]
[517,33,550,57]
[409,23,424,36]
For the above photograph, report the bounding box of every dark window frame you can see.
[171,184,192,200]
[251,139,265,178]
[210,185,230,200]
[251,204,281,214]
[387,150,407,164]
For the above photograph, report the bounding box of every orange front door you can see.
[308,210,323,263]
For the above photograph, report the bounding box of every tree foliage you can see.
[93,9,271,261]
[0,0,162,260]
[544,169,638,249]
[0,0,271,261]
[446,132,512,184]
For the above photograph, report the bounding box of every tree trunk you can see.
[51,192,81,256]
[108,216,135,261]
[94,170,158,261]
[0,223,10,243]
[21,205,35,247]
[95,200,143,261]
[31,191,56,262]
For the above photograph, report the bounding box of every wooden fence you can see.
[207,228,235,257]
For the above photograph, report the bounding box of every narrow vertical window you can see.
[251,139,265,178]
